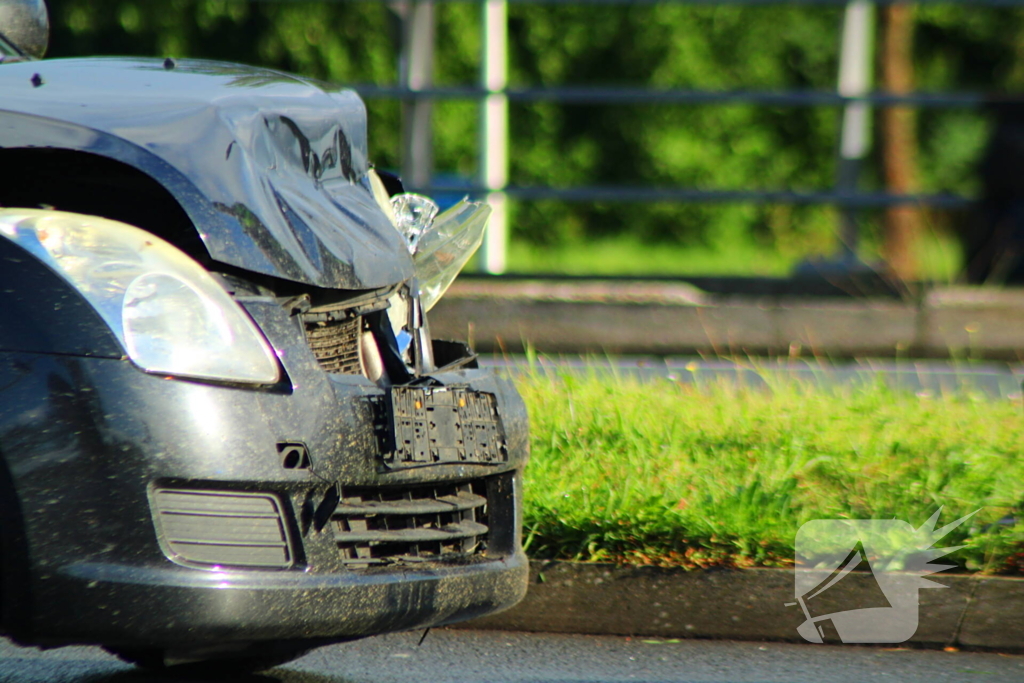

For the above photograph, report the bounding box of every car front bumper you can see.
[0,338,529,648]
[41,546,528,646]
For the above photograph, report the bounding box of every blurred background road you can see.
[482,355,1024,399]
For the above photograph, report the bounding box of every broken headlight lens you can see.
[390,194,439,254]
[411,200,490,311]
[0,209,280,384]
[367,171,491,312]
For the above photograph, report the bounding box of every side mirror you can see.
[0,0,49,59]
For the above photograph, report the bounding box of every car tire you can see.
[105,643,313,672]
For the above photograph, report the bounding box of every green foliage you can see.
[40,1,1024,266]
[506,5,843,250]
[517,369,1024,572]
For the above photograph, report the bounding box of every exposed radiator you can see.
[304,315,362,374]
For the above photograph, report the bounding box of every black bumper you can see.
[0,340,529,648]
[42,550,528,646]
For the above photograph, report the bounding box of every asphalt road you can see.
[2,630,1023,683]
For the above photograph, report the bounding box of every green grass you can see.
[517,370,1024,573]
[504,237,796,277]
[499,232,963,281]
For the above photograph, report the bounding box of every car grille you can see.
[304,316,362,374]
[332,479,489,566]
[151,489,292,569]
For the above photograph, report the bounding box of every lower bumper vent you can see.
[152,489,292,569]
[332,480,489,566]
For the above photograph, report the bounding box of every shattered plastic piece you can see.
[390,193,439,254]
[412,200,490,311]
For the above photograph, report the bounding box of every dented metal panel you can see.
[0,57,413,289]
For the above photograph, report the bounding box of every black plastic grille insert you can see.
[152,489,292,569]
[332,480,489,566]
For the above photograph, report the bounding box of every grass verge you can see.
[499,232,962,281]
[504,237,795,277]
[517,369,1024,573]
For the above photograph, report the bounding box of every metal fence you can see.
[303,0,1023,272]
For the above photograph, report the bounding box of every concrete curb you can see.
[451,561,1024,651]
[431,281,1024,359]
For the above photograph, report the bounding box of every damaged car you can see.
[0,0,528,669]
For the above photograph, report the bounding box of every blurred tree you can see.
[505,4,842,253]
[880,1,920,280]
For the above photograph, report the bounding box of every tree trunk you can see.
[881,2,921,281]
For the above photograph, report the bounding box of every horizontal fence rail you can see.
[421,185,973,208]
[356,81,1002,207]
[258,0,1016,269]
[353,85,1020,108]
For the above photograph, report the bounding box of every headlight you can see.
[411,200,490,311]
[0,209,280,384]
[367,170,490,312]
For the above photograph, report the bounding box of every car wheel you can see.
[105,643,313,672]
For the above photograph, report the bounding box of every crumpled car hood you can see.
[0,57,414,290]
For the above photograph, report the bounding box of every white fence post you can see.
[836,0,875,258]
[400,0,435,191]
[479,0,508,274]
